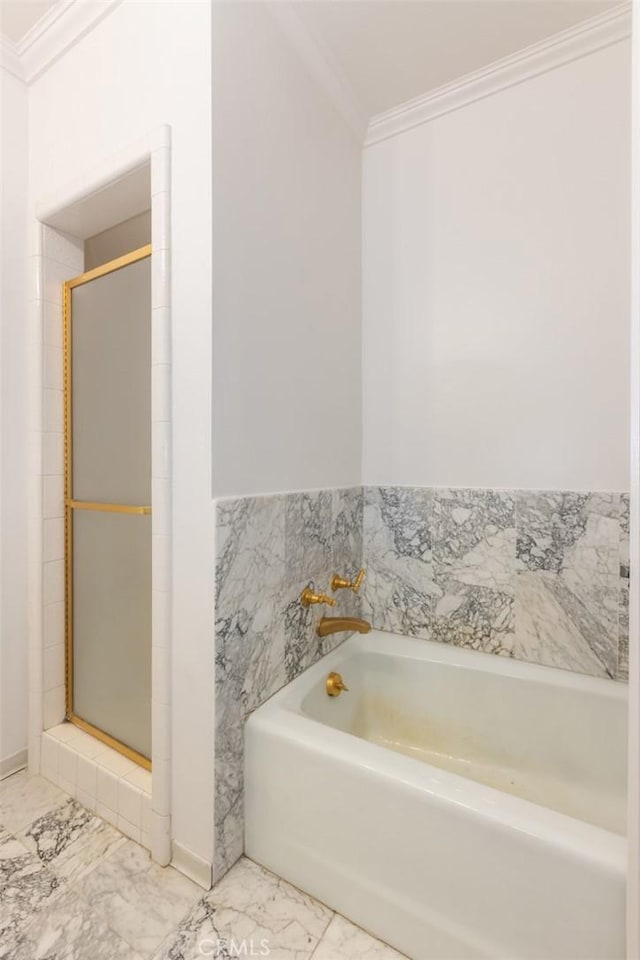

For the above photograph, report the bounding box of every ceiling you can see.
[0,0,625,118]
[282,0,624,118]
[0,0,59,45]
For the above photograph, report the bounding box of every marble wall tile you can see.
[432,488,516,655]
[618,494,629,681]
[514,492,621,678]
[286,490,333,581]
[363,484,629,681]
[214,487,363,882]
[216,496,285,609]
[362,486,435,638]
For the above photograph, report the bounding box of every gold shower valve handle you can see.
[331,568,366,593]
[300,587,336,608]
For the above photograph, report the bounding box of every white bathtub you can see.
[244,631,627,960]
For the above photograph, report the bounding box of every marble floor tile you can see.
[74,838,201,956]
[0,831,63,957]
[312,914,407,960]
[10,886,144,960]
[19,797,126,883]
[0,771,67,835]
[155,857,332,960]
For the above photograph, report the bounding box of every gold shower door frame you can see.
[63,244,152,770]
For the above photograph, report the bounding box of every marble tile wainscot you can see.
[362,486,629,682]
[213,487,363,881]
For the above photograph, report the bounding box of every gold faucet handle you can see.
[331,568,366,594]
[300,587,336,608]
[326,672,349,696]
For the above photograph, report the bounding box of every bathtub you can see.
[244,630,627,960]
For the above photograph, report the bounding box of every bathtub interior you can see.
[299,645,627,834]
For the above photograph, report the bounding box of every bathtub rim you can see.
[246,630,627,872]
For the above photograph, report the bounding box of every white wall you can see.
[28,0,213,867]
[212,1,362,498]
[0,66,29,772]
[363,41,631,492]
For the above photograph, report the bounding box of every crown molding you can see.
[266,1,368,142]
[0,35,23,80]
[366,2,632,148]
[1,0,123,85]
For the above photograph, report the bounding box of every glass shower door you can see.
[64,246,152,767]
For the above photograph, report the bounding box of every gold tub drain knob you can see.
[326,672,348,697]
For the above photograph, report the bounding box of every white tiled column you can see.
[150,143,172,866]
[41,227,83,729]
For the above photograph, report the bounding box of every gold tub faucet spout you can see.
[317,616,371,638]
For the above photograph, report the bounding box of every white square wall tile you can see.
[142,793,151,834]
[152,696,170,761]
[40,733,59,783]
[151,757,170,817]
[151,193,170,251]
[96,750,136,778]
[72,733,110,760]
[151,647,170,706]
[43,560,64,604]
[47,722,81,744]
[76,788,97,814]
[44,300,62,348]
[43,432,64,476]
[152,536,171,593]
[43,686,65,730]
[58,742,78,786]
[151,364,170,422]
[152,479,170,536]
[44,389,63,433]
[44,518,64,562]
[151,308,170,366]
[44,345,63,390]
[97,802,118,828]
[43,475,64,519]
[151,249,170,309]
[118,779,142,827]
[151,147,171,195]
[97,766,119,812]
[77,755,97,797]
[151,420,170,478]
[123,767,152,794]
[44,602,64,648]
[117,814,141,843]
[152,590,170,649]
[43,643,65,691]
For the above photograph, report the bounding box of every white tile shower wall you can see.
[362,486,630,682]
[39,228,84,727]
[213,487,363,881]
[41,724,152,850]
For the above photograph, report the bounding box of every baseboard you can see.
[172,840,212,890]
[1,748,28,780]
